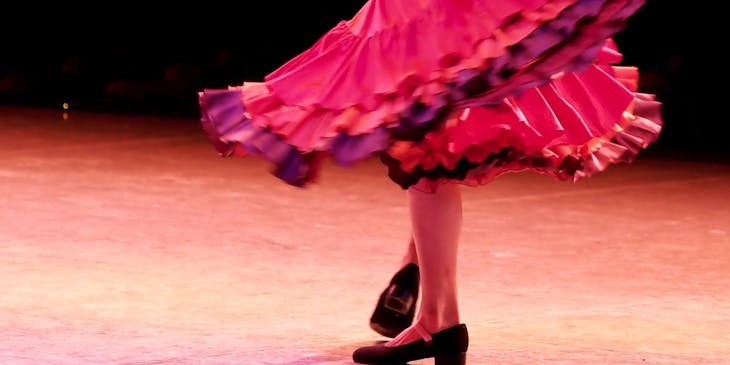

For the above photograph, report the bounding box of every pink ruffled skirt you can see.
[199,0,662,190]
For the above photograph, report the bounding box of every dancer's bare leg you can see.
[387,181,462,346]
[399,236,418,268]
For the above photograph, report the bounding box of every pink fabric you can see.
[234,0,647,153]
[199,0,661,189]
[265,0,576,109]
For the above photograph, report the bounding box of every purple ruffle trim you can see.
[199,89,309,185]
[199,88,395,185]
[453,0,645,108]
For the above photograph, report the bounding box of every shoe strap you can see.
[413,322,433,343]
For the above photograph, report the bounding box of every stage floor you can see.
[1,105,728,364]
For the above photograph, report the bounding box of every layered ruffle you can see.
[381,40,662,189]
[198,0,660,189]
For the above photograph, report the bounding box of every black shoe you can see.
[353,323,469,365]
[369,263,420,338]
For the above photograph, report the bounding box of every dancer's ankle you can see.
[413,317,460,335]
[416,310,460,334]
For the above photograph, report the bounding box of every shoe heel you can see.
[383,285,414,314]
[434,352,466,365]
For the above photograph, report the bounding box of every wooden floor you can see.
[1,105,728,364]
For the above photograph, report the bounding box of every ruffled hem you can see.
[382,92,662,191]
[199,88,320,186]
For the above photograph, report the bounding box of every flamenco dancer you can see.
[198,1,662,364]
